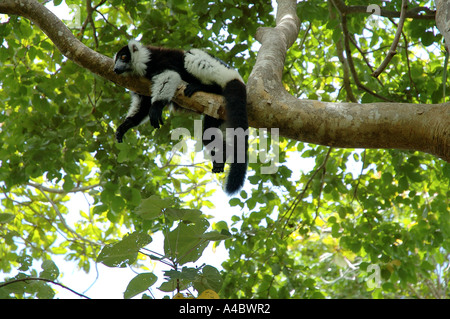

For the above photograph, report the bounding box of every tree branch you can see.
[0,0,151,95]
[0,277,90,299]
[247,0,449,162]
[332,1,392,101]
[1,0,449,162]
[331,0,435,20]
[329,0,357,102]
[372,0,408,78]
[26,182,102,194]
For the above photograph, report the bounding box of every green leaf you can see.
[63,175,74,192]
[0,213,15,224]
[164,267,199,281]
[124,273,157,299]
[157,279,189,293]
[130,188,142,206]
[17,255,33,272]
[164,219,210,265]
[36,283,55,299]
[97,231,152,267]
[165,208,203,223]
[421,31,436,47]
[193,265,223,294]
[136,195,172,220]
[39,260,59,281]
[200,230,231,241]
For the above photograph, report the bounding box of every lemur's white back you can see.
[184,49,243,88]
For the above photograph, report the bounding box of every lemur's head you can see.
[113,40,150,76]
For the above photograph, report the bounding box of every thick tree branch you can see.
[247,0,449,162]
[1,0,449,162]
[436,0,450,51]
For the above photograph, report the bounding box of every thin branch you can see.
[347,35,384,86]
[396,23,420,100]
[95,8,132,39]
[275,147,333,239]
[314,148,333,222]
[37,187,84,240]
[93,0,107,10]
[372,0,408,78]
[139,248,174,267]
[0,277,90,299]
[351,150,366,203]
[86,0,99,48]
[26,182,102,194]
[335,6,392,102]
[329,0,357,102]
[29,183,99,247]
[331,0,435,20]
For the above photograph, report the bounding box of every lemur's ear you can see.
[131,44,139,52]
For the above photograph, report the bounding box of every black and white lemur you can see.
[113,40,248,195]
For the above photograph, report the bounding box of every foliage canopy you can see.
[0,0,449,299]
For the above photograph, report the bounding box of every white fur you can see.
[151,70,182,103]
[184,49,243,88]
[127,92,149,124]
[127,92,141,117]
[128,40,151,76]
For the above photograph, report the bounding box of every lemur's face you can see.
[113,45,133,75]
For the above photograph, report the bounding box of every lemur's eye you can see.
[121,55,127,60]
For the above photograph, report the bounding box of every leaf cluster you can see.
[96,194,229,298]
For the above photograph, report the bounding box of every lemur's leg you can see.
[116,93,151,143]
[203,115,226,173]
[150,70,182,129]
[183,80,227,174]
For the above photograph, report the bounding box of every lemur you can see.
[113,40,248,195]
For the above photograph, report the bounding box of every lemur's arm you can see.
[149,70,182,128]
[116,93,151,143]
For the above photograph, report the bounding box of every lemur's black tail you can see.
[223,79,248,195]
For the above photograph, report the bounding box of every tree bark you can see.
[1,0,449,162]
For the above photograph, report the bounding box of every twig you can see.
[26,181,102,194]
[332,2,392,102]
[314,148,333,222]
[347,36,383,86]
[372,0,408,78]
[277,147,333,238]
[31,184,99,247]
[0,277,90,299]
[331,0,434,20]
[329,0,357,102]
[398,24,420,100]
